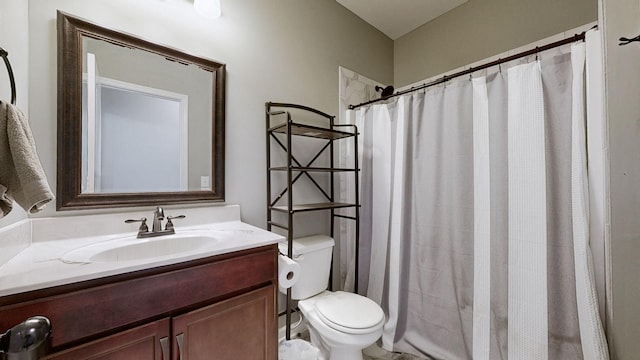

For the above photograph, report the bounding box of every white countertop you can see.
[0,220,283,297]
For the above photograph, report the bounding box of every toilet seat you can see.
[313,291,385,335]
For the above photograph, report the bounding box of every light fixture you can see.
[194,0,221,19]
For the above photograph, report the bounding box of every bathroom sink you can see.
[61,233,219,264]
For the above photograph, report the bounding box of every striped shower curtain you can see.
[341,29,609,359]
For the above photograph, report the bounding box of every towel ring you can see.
[0,46,16,105]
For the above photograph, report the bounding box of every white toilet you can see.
[279,235,385,360]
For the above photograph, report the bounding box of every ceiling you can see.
[336,0,468,40]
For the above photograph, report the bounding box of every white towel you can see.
[0,101,54,217]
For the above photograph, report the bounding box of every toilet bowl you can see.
[299,290,384,360]
[279,236,385,360]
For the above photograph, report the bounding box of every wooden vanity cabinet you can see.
[0,245,278,360]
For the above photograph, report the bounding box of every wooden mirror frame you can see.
[57,11,225,210]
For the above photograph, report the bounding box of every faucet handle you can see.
[165,215,185,231]
[125,217,148,233]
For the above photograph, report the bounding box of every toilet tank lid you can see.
[278,235,334,257]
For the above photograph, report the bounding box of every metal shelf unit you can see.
[265,102,360,340]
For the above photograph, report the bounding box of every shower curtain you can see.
[340,29,609,360]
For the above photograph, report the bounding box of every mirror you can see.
[57,11,225,209]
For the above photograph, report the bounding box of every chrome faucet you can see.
[125,207,185,238]
[152,206,165,232]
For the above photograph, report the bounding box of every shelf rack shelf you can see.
[268,166,357,173]
[268,122,355,140]
[265,102,360,341]
[270,202,356,213]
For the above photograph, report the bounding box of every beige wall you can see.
[600,0,640,358]
[394,0,598,86]
[24,0,393,227]
[0,0,29,229]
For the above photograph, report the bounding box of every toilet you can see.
[279,235,385,360]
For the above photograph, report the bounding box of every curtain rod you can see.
[349,30,589,110]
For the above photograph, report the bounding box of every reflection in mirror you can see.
[81,36,212,193]
[58,11,225,209]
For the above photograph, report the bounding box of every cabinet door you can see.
[172,285,276,360]
[44,318,171,360]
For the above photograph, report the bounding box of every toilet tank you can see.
[278,235,334,300]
